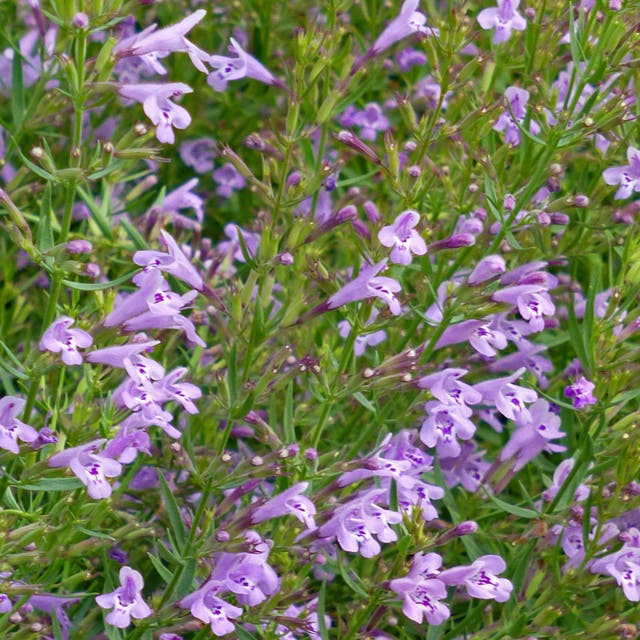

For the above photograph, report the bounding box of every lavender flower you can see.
[150,178,205,230]
[351,103,390,141]
[378,210,427,265]
[477,0,527,43]
[250,482,317,530]
[48,440,122,499]
[208,37,279,92]
[317,260,402,316]
[493,87,540,146]
[133,229,204,291]
[602,147,640,200]
[318,489,402,557]
[369,0,438,56]
[564,376,597,409]
[95,566,152,628]
[179,137,217,173]
[420,401,477,458]
[389,552,450,625]
[113,10,210,74]
[0,396,38,453]
[213,163,247,198]
[590,529,640,601]
[440,555,513,602]
[119,83,193,144]
[39,316,93,365]
[179,582,242,636]
[499,399,566,470]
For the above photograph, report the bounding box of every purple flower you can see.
[66,238,92,254]
[217,224,260,262]
[418,368,482,406]
[564,376,597,409]
[0,594,11,613]
[318,489,402,558]
[320,260,402,316]
[213,163,246,198]
[179,137,217,173]
[477,0,527,43]
[49,440,122,499]
[113,10,210,74]
[468,254,506,284]
[351,103,390,141]
[436,318,508,357]
[39,316,93,365]
[603,147,640,199]
[179,581,242,636]
[440,555,513,602]
[0,396,38,453]
[338,309,387,356]
[208,37,279,92]
[420,401,476,458]
[396,47,427,71]
[474,368,538,425]
[389,553,450,625]
[119,83,192,144]
[133,229,204,291]
[250,481,317,530]
[86,339,160,369]
[541,457,590,503]
[95,566,152,628]
[370,0,438,56]
[492,284,555,331]
[152,178,205,230]
[210,542,280,607]
[499,399,566,470]
[440,441,490,492]
[493,87,540,146]
[378,210,427,265]
[590,531,640,601]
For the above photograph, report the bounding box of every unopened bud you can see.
[503,193,516,212]
[30,146,45,159]
[572,194,590,207]
[278,251,294,265]
[73,12,89,28]
[133,123,148,136]
[363,200,381,224]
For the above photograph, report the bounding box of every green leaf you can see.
[11,45,24,130]
[158,472,187,553]
[283,381,295,442]
[62,269,137,291]
[147,552,174,584]
[482,487,539,519]
[353,391,376,414]
[76,527,117,542]
[174,557,198,599]
[19,477,83,492]
[316,580,330,640]
[337,552,369,598]
[15,145,56,182]
[235,627,261,640]
[36,182,54,252]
